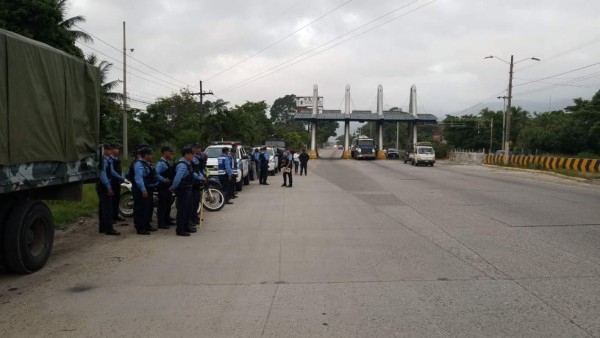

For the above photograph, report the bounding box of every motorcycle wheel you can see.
[118,191,134,218]
[202,188,225,212]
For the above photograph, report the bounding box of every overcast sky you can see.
[69,0,600,118]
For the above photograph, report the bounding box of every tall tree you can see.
[86,54,123,142]
[0,0,90,58]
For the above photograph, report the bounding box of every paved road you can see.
[1,149,600,337]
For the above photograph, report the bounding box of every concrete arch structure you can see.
[294,84,437,159]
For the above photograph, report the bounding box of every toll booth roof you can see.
[294,111,437,124]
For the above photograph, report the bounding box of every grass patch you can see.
[46,183,98,230]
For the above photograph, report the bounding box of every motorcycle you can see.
[118,177,225,218]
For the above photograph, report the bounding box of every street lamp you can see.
[485,54,540,163]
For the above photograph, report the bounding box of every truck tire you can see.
[0,200,15,268]
[243,175,250,186]
[236,180,243,191]
[3,200,54,274]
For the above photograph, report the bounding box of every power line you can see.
[513,70,600,97]
[513,60,600,87]
[451,90,507,116]
[73,24,194,88]
[218,0,435,94]
[79,42,185,90]
[519,34,600,72]
[205,0,354,81]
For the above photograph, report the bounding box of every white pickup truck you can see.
[205,144,250,191]
[405,143,436,166]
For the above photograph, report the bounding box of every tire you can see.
[118,191,134,218]
[430,163,435,167]
[236,180,243,191]
[202,188,225,212]
[3,200,54,274]
[243,175,250,186]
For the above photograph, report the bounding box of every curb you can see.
[482,164,600,184]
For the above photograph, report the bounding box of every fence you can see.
[448,150,486,164]
[485,154,600,173]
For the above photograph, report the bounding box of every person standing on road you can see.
[96,144,120,236]
[132,147,157,235]
[171,147,205,236]
[282,149,293,187]
[190,144,203,226]
[293,150,300,174]
[109,144,126,224]
[299,149,309,176]
[229,145,238,199]
[218,147,234,204]
[259,147,270,185]
[155,146,174,230]
[253,148,261,181]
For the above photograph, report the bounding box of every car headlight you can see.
[357,148,362,153]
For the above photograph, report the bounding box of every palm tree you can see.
[86,54,123,101]
[54,0,93,43]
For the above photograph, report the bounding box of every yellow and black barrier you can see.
[485,154,600,173]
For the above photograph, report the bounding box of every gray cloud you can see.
[70,0,600,117]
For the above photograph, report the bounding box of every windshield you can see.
[358,140,374,147]
[205,147,226,158]
[417,147,434,154]
[267,149,274,156]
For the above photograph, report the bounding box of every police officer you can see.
[259,147,270,185]
[229,145,238,199]
[155,146,174,230]
[132,147,157,235]
[282,148,293,188]
[190,143,204,225]
[171,147,206,236]
[108,144,126,223]
[96,144,120,236]
[253,148,261,180]
[218,147,234,204]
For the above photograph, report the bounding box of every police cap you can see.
[182,147,193,155]
[222,147,230,153]
[192,143,202,149]
[161,146,173,153]
[139,147,152,156]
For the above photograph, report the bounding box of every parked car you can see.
[255,146,278,175]
[205,143,250,191]
[386,148,400,159]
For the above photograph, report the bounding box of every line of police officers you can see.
[97,143,219,237]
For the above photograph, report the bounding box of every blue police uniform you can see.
[229,151,238,198]
[108,155,124,222]
[155,157,174,229]
[96,155,118,234]
[172,157,204,235]
[218,152,233,202]
[132,159,157,234]
[259,151,270,184]
[190,153,204,223]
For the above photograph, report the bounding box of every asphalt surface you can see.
[1,149,600,337]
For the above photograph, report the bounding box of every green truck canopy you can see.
[0,28,100,165]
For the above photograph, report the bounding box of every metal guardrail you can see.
[485,155,600,173]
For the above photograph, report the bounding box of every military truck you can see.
[0,29,101,273]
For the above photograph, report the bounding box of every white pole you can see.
[309,84,318,159]
[343,85,351,159]
[122,21,128,158]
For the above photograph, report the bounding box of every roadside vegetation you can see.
[46,184,97,229]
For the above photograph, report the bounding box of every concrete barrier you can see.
[485,154,600,173]
[449,151,486,164]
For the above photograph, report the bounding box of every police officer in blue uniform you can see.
[156,146,174,230]
[171,147,206,236]
[191,144,204,225]
[108,144,126,223]
[133,147,158,235]
[96,144,120,235]
[259,147,270,185]
[229,145,238,199]
[218,147,234,204]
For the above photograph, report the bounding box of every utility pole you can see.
[497,95,508,151]
[191,80,214,106]
[122,21,128,158]
[486,55,539,163]
[505,55,514,163]
[489,118,493,154]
